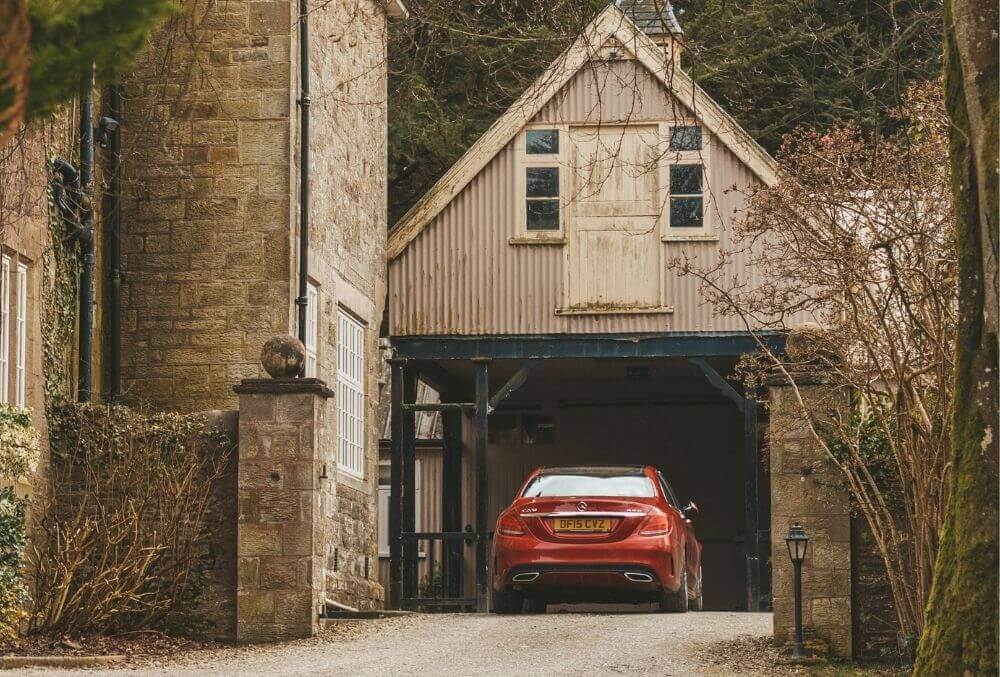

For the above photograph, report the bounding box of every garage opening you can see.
[381,336,775,614]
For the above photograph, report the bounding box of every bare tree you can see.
[675,82,956,641]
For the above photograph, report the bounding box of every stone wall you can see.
[851,512,902,660]
[0,120,74,506]
[191,409,240,640]
[121,0,390,611]
[302,0,388,610]
[234,380,332,642]
[767,378,853,658]
[120,0,296,412]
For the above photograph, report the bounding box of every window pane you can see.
[522,474,655,498]
[526,167,559,197]
[669,125,702,151]
[670,196,703,228]
[522,415,554,445]
[526,129,559,154]
[669,164,702,195]
[526,199,560,230]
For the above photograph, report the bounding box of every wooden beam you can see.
[441,406,463,598]
[388,359,404,608]
[401,366,418,604]
[391,332,786,361]
[473,358,490,611]
[412,360,466,396]
[744,398,762,611]
[689,357,745,413]
[487,361,539,413]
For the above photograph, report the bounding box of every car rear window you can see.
[521,474,656,498]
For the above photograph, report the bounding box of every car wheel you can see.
[525,597,547,614]
[659,556,689,613]
[689,566,704,611]
[491,588,524,614]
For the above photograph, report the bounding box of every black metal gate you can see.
[398,529,477,611]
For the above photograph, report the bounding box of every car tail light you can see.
[639,512,672,537]
[497,513,526,536]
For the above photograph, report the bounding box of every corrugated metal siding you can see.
[390,60,771,336]
[377,448,445,594]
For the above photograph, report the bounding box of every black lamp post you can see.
[785,523,809,660]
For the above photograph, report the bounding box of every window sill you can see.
[509,236,567,246]
[335,468,371,493]
[554,305,674,316]
[661,234,719,242]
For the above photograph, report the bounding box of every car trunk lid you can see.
[515,498,653,543]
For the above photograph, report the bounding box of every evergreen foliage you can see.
[26,0,175,120]
[0,487,27,644]
[388,0,605,222]
[678,0,943,152]
[388,0,943,221]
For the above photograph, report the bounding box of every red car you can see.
[491,465,702,614]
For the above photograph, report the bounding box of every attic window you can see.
[669,126,702,151]
[525,167,560,230]
[669,164,703,228]
[517,127,565,238]
[526,129,559,154]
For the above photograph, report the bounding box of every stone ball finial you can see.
[261,334,306,378]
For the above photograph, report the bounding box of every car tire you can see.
[659,556,689,613]
[689,566,704,611]
[525,597,547,614]
[491,588,524,614]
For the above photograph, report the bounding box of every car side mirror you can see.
[681,501,699,520]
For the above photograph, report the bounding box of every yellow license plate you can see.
[553,517,612,532]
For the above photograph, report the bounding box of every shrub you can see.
[0,404,39,481]
[0,487,27,643]
[29,401,230,636]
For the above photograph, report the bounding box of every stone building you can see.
[117,0,405,617]
[0,124,66,500]
[2,0,405,642]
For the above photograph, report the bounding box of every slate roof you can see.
[615,0,683,35]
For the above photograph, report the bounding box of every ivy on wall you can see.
[0,404,38,644]
[42,156,80,406]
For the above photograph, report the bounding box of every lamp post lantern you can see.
[785,523,809,660]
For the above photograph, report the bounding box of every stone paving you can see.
[29,610,773,676]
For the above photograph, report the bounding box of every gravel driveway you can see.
[32,609,772,676]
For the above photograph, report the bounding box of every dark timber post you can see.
[473,358,490,611]
[442,405,463,598]
[744,397,761,610]
[388,359,404,607]
[402,367,418,604]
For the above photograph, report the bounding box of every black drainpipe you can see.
[78,65,95,402]
[103,84,122,401]
[295,0,310,348]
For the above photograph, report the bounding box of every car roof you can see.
[536,465,648,477]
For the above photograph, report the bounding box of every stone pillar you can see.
[768,374,852,658]
[234,351,333,642]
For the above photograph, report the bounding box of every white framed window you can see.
[662,123,714,239]
[0,256,9,404]
[378,460,422,558]
[337,309,365,478]
[304,282,318,377]
[514,124,568,241]
[15,263,27,408]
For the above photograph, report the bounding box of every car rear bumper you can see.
[492,534,681,599]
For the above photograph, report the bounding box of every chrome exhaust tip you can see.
[512,572,540,582]
[624,572,654,583]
